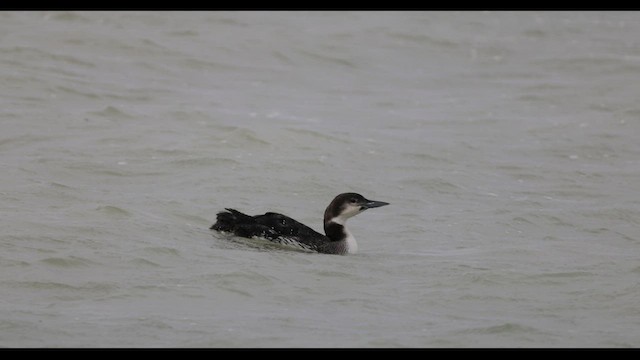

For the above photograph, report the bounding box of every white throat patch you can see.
[329,204,362,225]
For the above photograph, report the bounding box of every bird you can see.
[210,192,389,255]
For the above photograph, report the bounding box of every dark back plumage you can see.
[211,208,331,252]
[210,192,388,255]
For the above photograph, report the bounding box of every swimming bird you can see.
[210,193,389,255]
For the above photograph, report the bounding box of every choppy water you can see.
[1,11,640,348]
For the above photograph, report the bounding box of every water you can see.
[1,11,640,347]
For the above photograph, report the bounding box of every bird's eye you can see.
[350,198,358,204]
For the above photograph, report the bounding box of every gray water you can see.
[1,11,640,348]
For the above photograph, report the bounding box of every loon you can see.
[210,193,389,255]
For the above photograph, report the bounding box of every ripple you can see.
[53,85,101,99]
[0,257,31,267]
[402,177,462,194]
[40,256,95,268]
[460,322,544,335]
[167,30,199,37]
[47,11,92,22]
[529,213,575,227]
[0,46,95,68]
[206,270,274,287]
[169,157,240,167]
[522,28,548,38]
[316,270,354,278]
[285,127,340,142]
[128,258,162,267]
[182,58,251,72]
[296,49,357,68]
[0,134,50,150]
[531,271,594,279]
[389,32,458,48]
[512,216,535,225]
[96,205,132,218]
[583,208,640,225]
[89,106,134,119]
[142,246,181,257]
[4,280,118,293]
[402,152,448,163]
[204,270,276,298]
[5,280,77,290]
